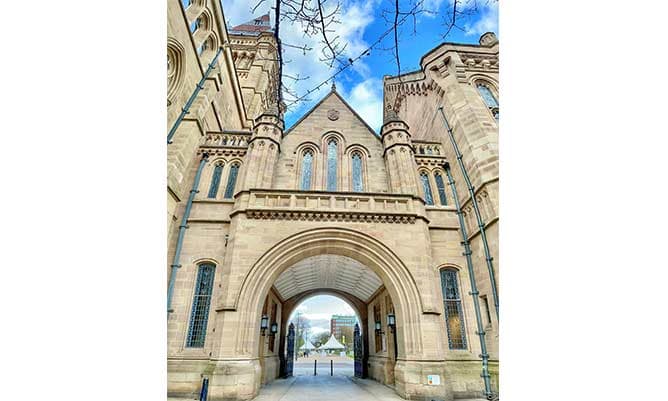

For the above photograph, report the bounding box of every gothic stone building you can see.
[167,1,499,400]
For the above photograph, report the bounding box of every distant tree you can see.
[313,331,331,347]
[291,311,311,351]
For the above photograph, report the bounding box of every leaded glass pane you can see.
[440,269,467,349]
[186,263,216,348]
[352,153,363,192]
[327,140,338,191]
[223,164,239,199]
[435,173,447,205]
[420,173,434,205]
[207,164,223,198]
[300,151,313,190]
[477,84,498,108]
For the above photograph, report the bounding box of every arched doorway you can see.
[281,293,363,377]
[208,228,449,400]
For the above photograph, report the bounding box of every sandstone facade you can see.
[167,2,499,400]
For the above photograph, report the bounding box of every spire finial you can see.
[331,81,336,92]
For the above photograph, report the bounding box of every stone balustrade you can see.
[231,189,429,224]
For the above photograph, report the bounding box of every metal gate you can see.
[353,323,363,378]
[286,322,295,377]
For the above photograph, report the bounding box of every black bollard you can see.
[314,359,317,376]
[330,359,333,376]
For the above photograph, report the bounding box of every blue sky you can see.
[222,1,498,132]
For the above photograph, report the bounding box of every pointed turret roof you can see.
[320,335,345,350]
[229,13,272,35]
[300,340,316,350]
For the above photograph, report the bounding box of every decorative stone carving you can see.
[327,109,340,121]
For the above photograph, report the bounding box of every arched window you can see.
[190,17,201,34]
[181,0,192,9]
[440,269,467,350]
[207,162,224,198]
[435,173,447,205]
[420,172,434,205]
[223,163,239,199]
[351,152,363,192]
[186,263,216,348]
[477,83,499,120]
[300,150,313,190]
[326,139,338,191]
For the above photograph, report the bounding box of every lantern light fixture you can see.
[270,322,278,335]
[387,313,396,329]
[374,320,383,334]
[260,315,269,336]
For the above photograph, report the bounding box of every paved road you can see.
[251,375,406,401]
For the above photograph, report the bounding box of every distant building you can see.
[330,315,357,345]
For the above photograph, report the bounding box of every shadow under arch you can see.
[230,227,426,361]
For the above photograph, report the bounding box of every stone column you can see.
[241,104,283,191]
[381,109,420,196]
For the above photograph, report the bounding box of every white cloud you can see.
[463,1,499,37]
[342,78,384,132]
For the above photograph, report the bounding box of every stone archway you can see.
[207,227,450,401]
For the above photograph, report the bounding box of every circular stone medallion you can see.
[327,109,339,121]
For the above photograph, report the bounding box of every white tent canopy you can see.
[299,340,316,350]
[320,335,345,350]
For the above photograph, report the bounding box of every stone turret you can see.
[242,104,283,189]
[381,108,420,196]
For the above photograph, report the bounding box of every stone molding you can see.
[230,189,428,224]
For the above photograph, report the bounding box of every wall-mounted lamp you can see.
[374,321,383,335]
[270,322,278,336]
[387,313,396,331]
[260,315,269,336]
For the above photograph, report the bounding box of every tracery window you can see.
[326,139,338,191]
[435,173,447,205]
[440,269,467,350]
[420,172,434,205]
[223,163,239,199]
[300,150,313,190]
[207,162,224,198]
[351,152,363,192]
[477,83,499,120]
[186,263,216,348]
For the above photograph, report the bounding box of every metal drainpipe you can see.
[167,153,209,313]
[167,47,224,144]
[438,107,499,320]
[444,162,494,400]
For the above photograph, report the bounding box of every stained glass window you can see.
[435,173,447,205]
[186,263,216,348]
[223,164,239,199]
[327,139,338,191]
[441,269,467,349]
[420,172,434,205]
[207,163,223,198]
[352,152,363,192]
[300,151,313,190]
[477,84,498,108]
